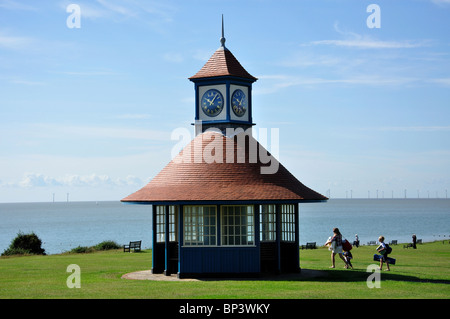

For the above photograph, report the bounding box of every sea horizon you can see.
[1,197,449,205]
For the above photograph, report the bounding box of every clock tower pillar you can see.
[189,16,257,136]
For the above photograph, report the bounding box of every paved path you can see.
[121,269,327,281]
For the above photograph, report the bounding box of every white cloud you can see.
[30,123,170,142]
[428,78,450,87]
[431,0,450,5]
[0,0,37,11]
[19,173,62,188]
[309,22,430,49]
[280,53,343,68]
[58,0,176,23]
[311,39,427,49]
[17,173,143,188]
[0,32,35,50]
[254,74,419,94]
[376,126,450,132]
[96,0,137,18]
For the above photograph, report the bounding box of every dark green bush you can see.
[70,246,95,253]
[2,232,46,256]
[1,247,31,256]
[67,241,121,254]
[95,240,121,251]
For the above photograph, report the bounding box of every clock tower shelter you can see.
[122,16,327,279]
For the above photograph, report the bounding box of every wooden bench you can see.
[389,240,398,245]
[417,239,422,244]
[301,242,316,250]
[367,241,376,245]
[123,240,141,252]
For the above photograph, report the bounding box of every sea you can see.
[0,199,449,255]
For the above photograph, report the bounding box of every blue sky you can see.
[0,0,449,202]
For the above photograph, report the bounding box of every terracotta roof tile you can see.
[189,48,257,81]
[121,131,327,203]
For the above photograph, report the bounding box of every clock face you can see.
[231,89,247,117]
[201,89,224,117]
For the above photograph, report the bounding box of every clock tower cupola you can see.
[189,16,257,135]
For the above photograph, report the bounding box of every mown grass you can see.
[0,241,448,299]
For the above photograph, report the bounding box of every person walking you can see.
[376,236,390,271]
[412,234,417,249]
[354,234,360,248]
[343,250,353,269]
[324,228,347,268]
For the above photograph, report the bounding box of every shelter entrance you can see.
[152,205,179,275]
[260,204,299,273]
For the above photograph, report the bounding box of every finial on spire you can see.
[220,14,226,49]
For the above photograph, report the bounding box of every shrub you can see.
[95,241,121,251]
[67,241,121,254]
[1,247,32,256]
[2,232,46,256]
[70,246,95,254]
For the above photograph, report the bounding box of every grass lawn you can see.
[0,241,449,299]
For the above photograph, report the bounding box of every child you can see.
[376,236,390,271]
[324,228,346,268]
[343,250,353,269]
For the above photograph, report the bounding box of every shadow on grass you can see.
[270,268,450,285]
[187,269,450,285]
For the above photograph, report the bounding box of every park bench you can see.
[123,240,142,252]
[389,240,398,245]
[301,242,316,250]
[367,241,376,245]
[417,239,422,244]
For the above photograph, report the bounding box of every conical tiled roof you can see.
[121,131,326,203]
[189,47,257,81]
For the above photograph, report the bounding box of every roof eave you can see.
[121,198,328,205]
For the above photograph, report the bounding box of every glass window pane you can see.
[221,205,254,246]
[183,206,217,246]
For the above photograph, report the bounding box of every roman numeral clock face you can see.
[201,89,224,117]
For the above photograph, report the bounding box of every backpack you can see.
[385,244,392,254]
[342,239,352,251]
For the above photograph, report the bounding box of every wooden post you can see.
[254,204,261,273]
[164,205,170,276]
[151,205,157,274]
[177,205,183,278]
[276,204,281,273]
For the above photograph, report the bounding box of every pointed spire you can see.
[220,14,226,49]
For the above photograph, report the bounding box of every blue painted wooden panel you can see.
[180,247,260,274]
